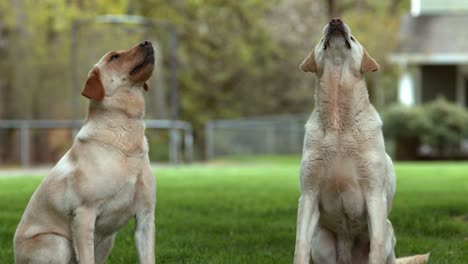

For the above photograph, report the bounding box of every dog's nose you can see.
[139,40,152,47]
[330,18,342,26]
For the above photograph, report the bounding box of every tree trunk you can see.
[389,0,402,15]
[326,0,339,18]
[0,13,16,164]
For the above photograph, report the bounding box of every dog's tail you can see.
[396,253,430,264]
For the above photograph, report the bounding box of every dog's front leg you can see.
[135,168,156,264]
[294,190,320,264]
[294,149,322,264]
[366,194,388,264]
[72,206,97,264]
[135,209,155,264]
[294,158,321,264]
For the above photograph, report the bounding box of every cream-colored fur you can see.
[14,41,156,264]
[293,19,429,264]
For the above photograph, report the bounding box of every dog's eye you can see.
[350,36,355,42]
[109,54,120,62]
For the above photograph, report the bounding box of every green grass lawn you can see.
[1,157,467,263]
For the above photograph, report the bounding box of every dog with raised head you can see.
[14,41,156,264]
[293,19,429,264]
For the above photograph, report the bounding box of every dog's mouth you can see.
[130,50,155,76]
[324,20,351,50]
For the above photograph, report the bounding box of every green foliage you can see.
[141,0,308,123]
[1,0,133,119]
[383,98,468,149]
[0,0,410,159]
[382,104,431,140]
[1,158,467,263]
[423,97,468,145]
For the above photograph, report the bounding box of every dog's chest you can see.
[94,170,139,235]
[303,113,385,235]
[319,182,367,236]
[317,159,367,236]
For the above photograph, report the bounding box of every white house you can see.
[390,0,468,107]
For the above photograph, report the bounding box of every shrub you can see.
[382,104,431,140]
[382,104,431,160]
[423,97,468,146]
[382,98,468,160]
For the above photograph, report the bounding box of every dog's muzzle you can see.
[324,18,351,50]
[130,41,155,75]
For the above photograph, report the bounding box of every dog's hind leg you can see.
[336,236,353,264]
[385,220,396,264]
[310,227,337,264]
[94,234,115,264]
[14,233,75,264]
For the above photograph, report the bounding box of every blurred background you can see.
[0,0,468,166]
[1,1,467,263]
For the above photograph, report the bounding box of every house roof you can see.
[390,14,468,64]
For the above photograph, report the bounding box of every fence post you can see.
[20,123,30,167]
[265,124,275,154]
[289,120,301,153]
[184,126,194,162]
[169,127,180,165]
[205,121,214,160]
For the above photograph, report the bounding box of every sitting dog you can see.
[293,19,429,264]
[14,41,156,264]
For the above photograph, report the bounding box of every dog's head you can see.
[300,18,379,77]
[81,41,155,102]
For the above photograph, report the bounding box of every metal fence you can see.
[205,114,309,159]
[0,15,190,166]
[204,115,468,161]
[0,119,193,167]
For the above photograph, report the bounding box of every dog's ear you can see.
[300,50,317,73]
[361,49,379,73]
[81,68,105,101]
[143,83,149,91]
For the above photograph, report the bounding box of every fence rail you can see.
[0,119,193,166]
[205,114,309,159]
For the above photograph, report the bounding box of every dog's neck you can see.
[314,67,370,132]
[76,100,148,157]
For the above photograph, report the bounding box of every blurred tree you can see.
[383,99,468,160]
[327,0,338,17]
[336,1,404,108]
[0,1,14,162]
[424,98,468,157]
[138,0,319,158]
[0,0,133,163]
[382,104,431,160]
[0,0,409,161]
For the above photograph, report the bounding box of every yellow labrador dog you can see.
[14,41,156,264]
[294,19,429,264]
